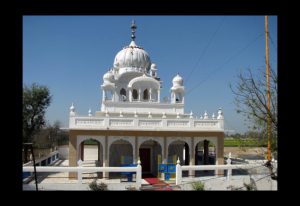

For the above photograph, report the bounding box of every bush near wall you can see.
[89,180,108,191]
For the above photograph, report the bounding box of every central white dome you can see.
[113,41,151,72]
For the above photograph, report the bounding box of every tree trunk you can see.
[24,145,29,163]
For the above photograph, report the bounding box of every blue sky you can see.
[23,16,277,133]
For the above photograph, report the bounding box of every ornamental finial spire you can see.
[131,20,137,41]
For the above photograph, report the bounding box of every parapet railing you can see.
[70,116,224,131]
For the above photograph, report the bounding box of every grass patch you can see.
[192,181,205,191]
[224,139,267,147]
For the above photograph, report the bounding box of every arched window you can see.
[143,89,149,100]
[105,90,113,100]
[120,88,126,101]
[175,93,182,103]
[132,89,138,100]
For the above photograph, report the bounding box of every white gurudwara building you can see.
[68,21,225,179]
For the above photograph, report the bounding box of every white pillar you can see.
[136,159,142,190]
[102,90,106,102]
[138,89,141,101]
[227,155,232,182]
[103,136,109,179]
[149,88,152,101]
[129,89,132,102]
[183,147,185,162]
[112,90,115,102]
[77,160,83,184]
[176,158,181,185]
[189,138,195,177]
[171,92,175,103]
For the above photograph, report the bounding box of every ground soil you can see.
[224,147,267,159]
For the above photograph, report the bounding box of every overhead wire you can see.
[185,32,264,96]
[186,17,226,83]
[224,118,238,134]
[268,31,277,70]
[268,32,277,51]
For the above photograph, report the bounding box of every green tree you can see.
[230,68,277,152]
[33,120,69,149]
[23,83,52,162]
[45,120,69,146]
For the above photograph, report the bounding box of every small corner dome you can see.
[113,41,151,71]
[172,73,183,86]
[151,63,157,70]
[103,70,114,82]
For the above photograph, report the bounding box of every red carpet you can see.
[144,178,173,191]
[144,178,161,185]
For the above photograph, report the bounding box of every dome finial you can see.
[131,20,137,41]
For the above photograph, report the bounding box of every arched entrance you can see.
[168,140,190,177]
[109,139,133,178]
[195,139,216,177]
[139,140,162,177]
[78,138,103,179]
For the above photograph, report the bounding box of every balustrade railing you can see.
[70,116,223,131]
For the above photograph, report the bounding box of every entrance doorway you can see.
[139,148,151,173]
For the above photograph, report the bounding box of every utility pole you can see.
[24,143,38,191]
[265,16,271,161]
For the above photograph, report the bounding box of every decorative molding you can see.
[167,120,189,127]
[75,119,104,126]
[194,121,217,127]
[109,119,133,127]
[138,120,162,127]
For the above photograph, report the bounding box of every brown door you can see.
[139,148,151,172]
